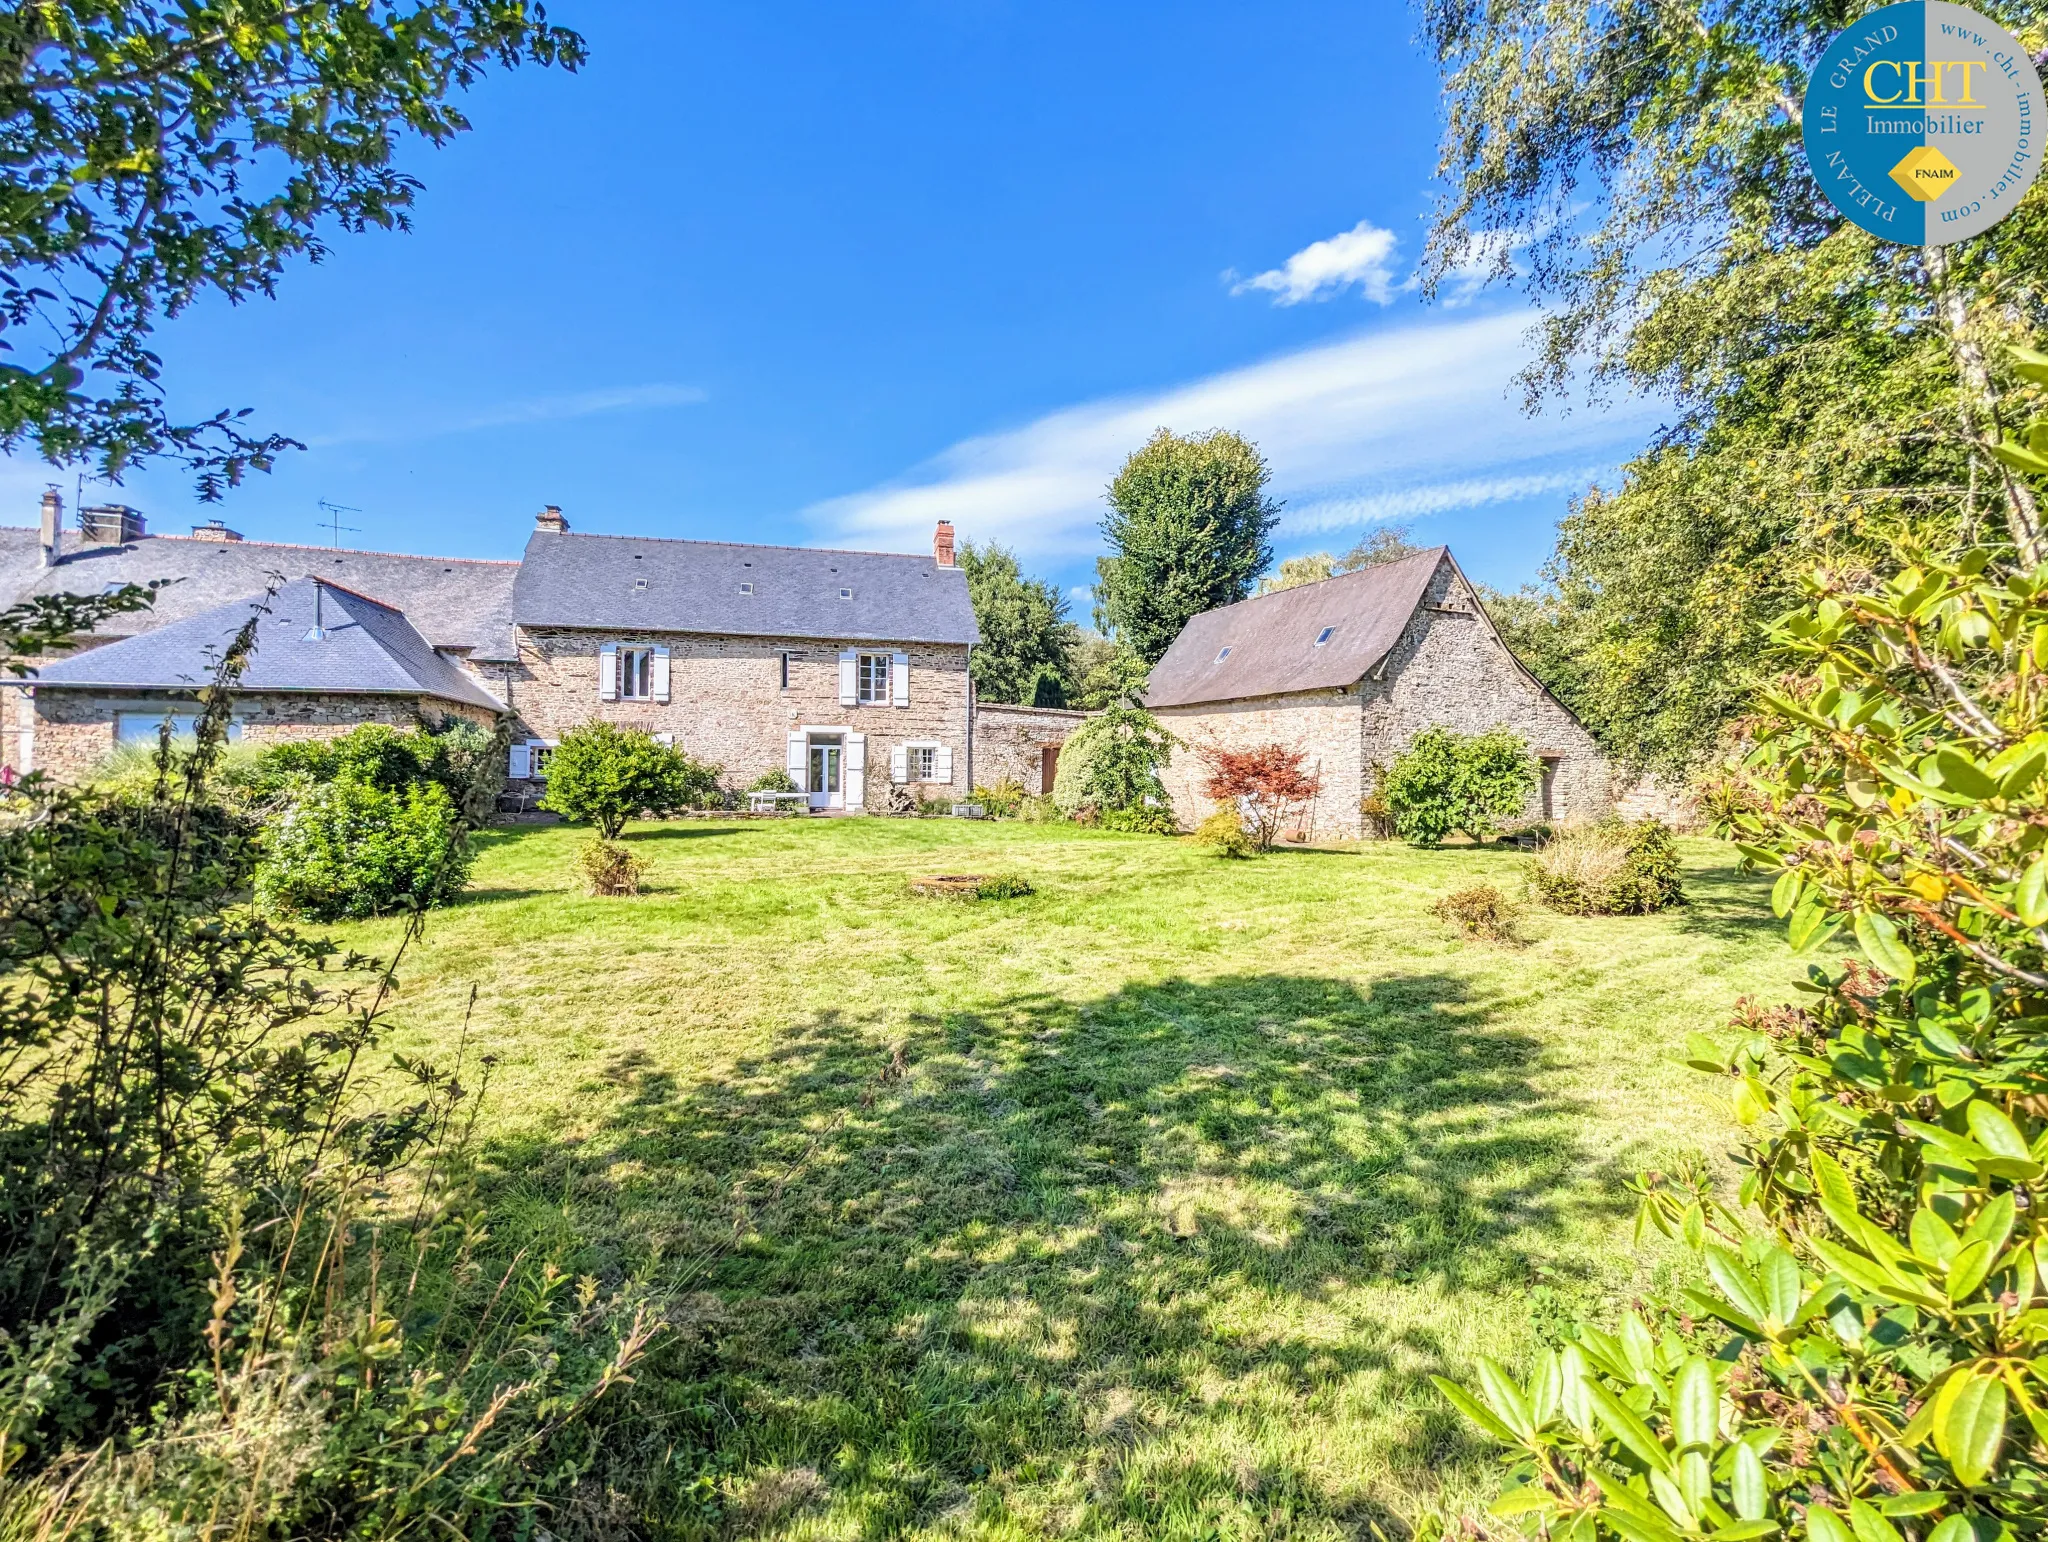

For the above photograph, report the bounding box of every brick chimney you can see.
[933,519,955,567]
[191,518,243,542]
[534,504,569,534]
[38,487,60,568]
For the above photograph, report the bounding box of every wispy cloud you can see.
[808,310,1661,563]
[1226,220,1403,306]
[311,382,707,446]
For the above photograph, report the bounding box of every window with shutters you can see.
[910,743,937,780]
[857,652,889,704]
[618,646,654,700]
[529,742,554,778]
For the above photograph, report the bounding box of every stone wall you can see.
[1153,690,1364,838]
[495,627,971,811]
[20,689,487,782]
[1614,772,1703,832]
[972,702,1089,794]
[1358,559,1612,823]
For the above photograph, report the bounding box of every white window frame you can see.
[618,645,654,701]
[910,743,937,781]
[528,738,558,778]
[856,651,890,705]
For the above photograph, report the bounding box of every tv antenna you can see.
[315,500,361,548]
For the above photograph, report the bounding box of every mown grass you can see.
[334,819,1803,1541]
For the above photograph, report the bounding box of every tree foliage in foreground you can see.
[1441,549,2048,1542]
[1095,428,1281,665]
[0,1,584,496]
[1421,0,2048,775]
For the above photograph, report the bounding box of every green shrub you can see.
[1014,792,1060,822]
[973,873,1034,900]
[748,767,797,793]
[973,779,1027,818]
[256,777,474,920]
[539,721,721,838]
[1380,725,1536,845]
[1530,817,1683,914]
[1099,803,1178,835]
[1192,807,1254,858]
[1051,703,1175,814]
[1437,548,2048,1542]
[1430,882,1523,942]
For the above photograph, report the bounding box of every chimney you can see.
[534,505,569,534]
[79,504,145,545]
[38,487,60,568]
[933,519,955,567]
[191,518,243,543]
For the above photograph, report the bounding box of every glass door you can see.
[808,735,844,809]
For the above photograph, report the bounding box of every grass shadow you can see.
[477,969,1623,1536]
[1672,854,1780,942]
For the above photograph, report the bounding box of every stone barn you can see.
[1144,547,1611,840]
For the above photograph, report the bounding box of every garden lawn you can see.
[335,819,1806,1541]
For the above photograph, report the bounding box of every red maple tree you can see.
[1201,743,1323,851]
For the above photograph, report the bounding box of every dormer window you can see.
[738,582,753,595]
[1216,646,1232,663]
[1315,626,1336,646]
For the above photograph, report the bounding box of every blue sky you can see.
[4,1,1662,601]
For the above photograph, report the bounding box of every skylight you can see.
[839,588,853,599]
[1216,646,1232,662]
[1315,626,1336,646]
[738,582,753,594]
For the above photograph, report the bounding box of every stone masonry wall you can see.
[494,628,971,811]
[21,689,488,782]
[1154,691,1365,839]
[1359,558,1612,822]
[972,702,1089,794]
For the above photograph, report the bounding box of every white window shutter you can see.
[599,642,619,701]
[653,732,674,747]
[508,742,531,779]
[652,645,670,703]
[890,743,909,783]
[933,744,953,784]
[19,727,34,776]
[892,651,909,707]
[838,650,858,706]
[786,730,806,790]
[846,732,866,809]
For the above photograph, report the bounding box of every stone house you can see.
[1144,547,1611,840]
[0,495,981,811]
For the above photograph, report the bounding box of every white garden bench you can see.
[748,791,812,815]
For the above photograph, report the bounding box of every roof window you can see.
[738,582,753,595]
[839,588,853,600]
[1216,646,1232,663]
[1315,626,1336,646]
[633,578,648,591]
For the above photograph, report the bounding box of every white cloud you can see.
[311,382,707,446]
[808,310,1660,563]
[1227,221,1403,306]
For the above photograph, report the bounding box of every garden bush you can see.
[973,779,1028,818]
[540,720,721,837]
[1530,817,1683,914]
[1380,725,1536,845]
[1192,807,1254,858]
[748,767,797,793]
[1438,547,2048,1542]
[235,718,507,823]
[1431,883,1524,942]
[578,836,645,895]
[255,776,475,920]
[1051,703,1175,814]
[1099,803,1178,834]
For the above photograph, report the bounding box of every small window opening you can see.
[779,651,790,689]
[1315,626,1336,646]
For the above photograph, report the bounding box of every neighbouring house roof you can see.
[512,529,981,645]
[0,529,522,660]
[1144,549,1448,709]
[27,578,507,713]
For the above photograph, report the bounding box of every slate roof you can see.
[1145,549,1449,709]
[512,529,981,645]
[28,578,506,713]
[0,529,521,660]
